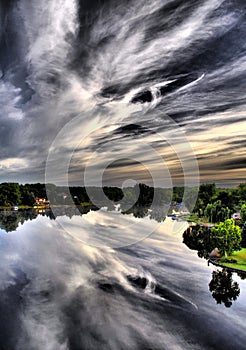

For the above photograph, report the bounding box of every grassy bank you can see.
[221,249,246,272]
[0,205,33,210]
[181,214,209,224]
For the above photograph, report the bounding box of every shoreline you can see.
[208,258,246,275]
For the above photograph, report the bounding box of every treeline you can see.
[0,183,167,207]
[0,182,128,207]
[193,183,246,223]
[0,183,46,206]
[0,182,245,217]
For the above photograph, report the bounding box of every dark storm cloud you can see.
[229,139,246,146]
[0,0,245,185]
[222,158,246,170]
[104,159,143,170]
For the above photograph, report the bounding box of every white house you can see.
[231,212,241,220]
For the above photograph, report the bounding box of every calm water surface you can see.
[0,209,246,350]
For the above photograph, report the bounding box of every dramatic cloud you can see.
[0,0,245,186]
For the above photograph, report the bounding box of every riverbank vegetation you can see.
[220,249,246,272]
[0,182,245,212]
[183,218,246,273]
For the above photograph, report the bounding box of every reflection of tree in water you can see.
[52,205,99,218]
[150,205,169,222]
[0,206,102,233]
[183,226,243,307]
[0,205,167,234]
[0,213,20,232]
[0,210,38,232]
[122,205,149,219]
[236,271,246,280]
[122,205,166,222]
[209,268,240,307]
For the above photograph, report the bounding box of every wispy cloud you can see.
[0,0,245,186]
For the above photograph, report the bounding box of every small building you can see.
[34,198,50,209]
[209,248,221,259]
[231,212,241,220]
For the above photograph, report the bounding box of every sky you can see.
[0,0,245,187]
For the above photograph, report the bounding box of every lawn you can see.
[221,248,246,272]
[0,205,33,209]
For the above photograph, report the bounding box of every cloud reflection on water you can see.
[0,210,246,349]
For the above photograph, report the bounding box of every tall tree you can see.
[240,204,246,223]
[241,222,246,248]
[0,183,21,205]
[210,219,241,257]
[204,201,230,223]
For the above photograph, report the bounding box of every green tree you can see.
[199,183,216,205]
[20,187,36,206]
[238,184,246,202]
[211,219,241,257]
[204,203,213,222]
[193,184,217,216]
[204,201,230,223]
[183,225,213,259]
[240,204,246,223]
[241,222,246,248]
[193,198,204,217]
[0,183,21,205]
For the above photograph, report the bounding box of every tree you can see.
[204,203,213,222]
[183,225,213,259]
[240,204,246,223]
[199,183,216,206]
[20,189,35,206]
[241,222,246,248]
[204,201,230,223]
[217,190,231,207]
[0,183,21,205]
[210,219,241,257]
[238,184,246,202]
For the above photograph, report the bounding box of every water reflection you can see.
[1,209,245,308]
[209,269,240,307]
[0,210,39,233]
[0,204,168,233]
[183,224,245,307]
[122,205,169,223]
[0,207,100,233]
[0,209,246,349]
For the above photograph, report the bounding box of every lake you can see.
[0,208,246,350]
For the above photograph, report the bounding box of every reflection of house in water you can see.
[35,209,47,214]
[33,198,50,209]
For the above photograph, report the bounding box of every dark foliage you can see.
[209,269,240,307]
